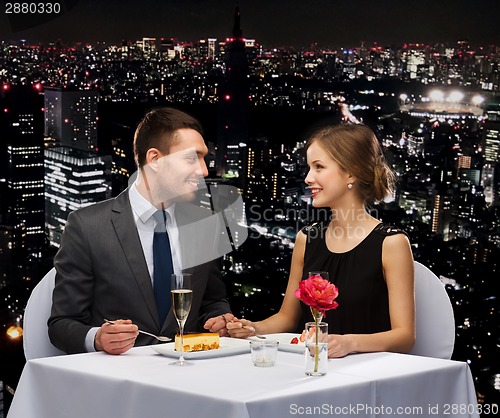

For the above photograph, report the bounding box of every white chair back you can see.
[410,261,455,359]
[23,267,65,360]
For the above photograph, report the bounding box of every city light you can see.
[472,95,485,106]
[429,89,444,101]
[447,91,464,103]
[6,324,23,340]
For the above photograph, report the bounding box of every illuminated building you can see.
[459,168,481,190]
[0,225,24,288]
[106,121,135,196]
[481,105,500,204]
[339,49,357,79]
[483,123,500,164]
[136,37,157,58]
[400,44,435,83]
[198,39,208,57]
[457,155,472,170]
[159,38,176,59]
[398,191,431,222]
[0,85,45,257]
[44,87,99,152]
[1,380,4,418]
[245,138,274,206]
[208,38,217,60]
[483,106,500,163]
[431,194,442,233]
[44,147,111,247]
[407,132,425,156]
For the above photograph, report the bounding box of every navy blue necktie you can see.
[153,210,174,325]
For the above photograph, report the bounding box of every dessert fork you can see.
[104,319,172,342]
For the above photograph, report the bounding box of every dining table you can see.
[8,337,479,418]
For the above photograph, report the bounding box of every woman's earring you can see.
[347,183,353,190]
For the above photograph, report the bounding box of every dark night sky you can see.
[1,0,500,47]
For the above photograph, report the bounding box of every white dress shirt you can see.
[128,182,183,279]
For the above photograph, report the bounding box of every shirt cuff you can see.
[85,327,100,352]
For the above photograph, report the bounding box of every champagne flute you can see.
[309,271,329,281]
[170,273,193,366]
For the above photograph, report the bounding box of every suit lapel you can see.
[111,190,160,329]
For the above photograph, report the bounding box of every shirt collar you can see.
[129,182,176,224]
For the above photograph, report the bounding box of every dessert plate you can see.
[260,333,305,354]
[151,337,250,359]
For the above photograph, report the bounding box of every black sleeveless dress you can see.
[297,222,407,335]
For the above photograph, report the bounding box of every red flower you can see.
[295,274,339,314]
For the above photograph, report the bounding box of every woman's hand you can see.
[226,317,257,339]
[327,334,353,358]
[204,313,235,336]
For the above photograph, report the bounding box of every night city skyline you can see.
[1,1,500,415]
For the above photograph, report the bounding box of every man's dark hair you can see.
[133,107,203,168]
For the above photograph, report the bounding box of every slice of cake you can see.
[175,333,220,352]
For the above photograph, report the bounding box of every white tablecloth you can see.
[8,346,478,418]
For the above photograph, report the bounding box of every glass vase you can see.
[304,321,328,376]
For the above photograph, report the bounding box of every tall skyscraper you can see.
[217,7,250,179]
[481,105,500,205]
[208,38,217,60]
[44,87,99,151]
[43,87,112,245]
[0,84,45,257]
[44,147,111,247]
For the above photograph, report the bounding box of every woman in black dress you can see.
[228,124,415,358]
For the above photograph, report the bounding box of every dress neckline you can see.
[322,222,382,255]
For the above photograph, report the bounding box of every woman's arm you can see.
[227,230,307,337]
[327,233,416,357]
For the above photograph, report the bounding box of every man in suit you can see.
[49,107,235,354]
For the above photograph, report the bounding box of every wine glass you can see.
[170,273,193,366]
[309,271,329,281]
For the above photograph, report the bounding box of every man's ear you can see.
[145,148,162,170]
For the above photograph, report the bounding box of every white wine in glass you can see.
[170,274,193,366]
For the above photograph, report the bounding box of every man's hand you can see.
[94,319,138,355]
[204,313,235,336]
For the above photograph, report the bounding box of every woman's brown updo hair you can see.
[306,124,395,204]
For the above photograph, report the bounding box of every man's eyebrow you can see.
[181,148,207,156]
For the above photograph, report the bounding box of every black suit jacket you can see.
[48,189,231,354]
